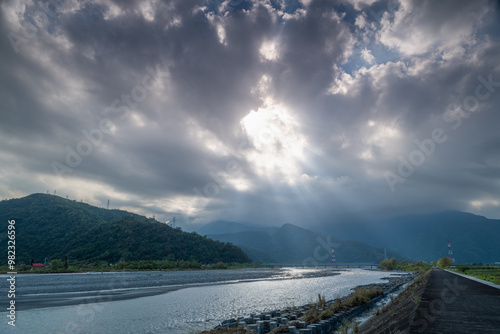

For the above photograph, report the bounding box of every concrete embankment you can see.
[360,268,500,333]
[205,273,416,334]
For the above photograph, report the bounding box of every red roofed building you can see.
[31,259,44,267]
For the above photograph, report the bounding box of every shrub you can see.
[437,257,452,268]
[379,258,398,271]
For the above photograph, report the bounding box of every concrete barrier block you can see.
[247,324,257,333]
[307,324,318,334]
[256,320,265,334]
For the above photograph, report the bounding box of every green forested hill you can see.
[0,194,250,265]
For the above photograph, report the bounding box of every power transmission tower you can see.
[332,245,336,268]
[447,240,456,264]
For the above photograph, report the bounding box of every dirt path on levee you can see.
[359,268,500,333]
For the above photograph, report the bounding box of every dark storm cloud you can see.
[1,0,500,225]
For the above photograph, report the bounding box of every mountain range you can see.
[196,210,500,264]
[3,193,497,266]
[197,221,401,263]
[317,211,500,263]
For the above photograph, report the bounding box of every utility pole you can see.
[107,199,110,209]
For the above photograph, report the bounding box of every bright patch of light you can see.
[103,2,124,20]
[140,1,156,22]
[164,16,182,30]
[355,13,368,29]
[360,150,373,160]
[227,178,252,191]
[252,75,273,98]
[329,69,356,95]
[259,40,279,61]
[241,103,307,184]
[360,120,401,160]
[469,199,500,210]
[187,119,230,155]
[40,176,130,207]
[361,48,375,64]
[131,112,145,127]
[217,24,227,45]
[369,122,400,145]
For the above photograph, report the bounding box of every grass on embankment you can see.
[454,266,500,285]
[357,269,431,334]
[300,288,384,325]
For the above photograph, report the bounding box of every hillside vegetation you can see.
[0,194,251,265]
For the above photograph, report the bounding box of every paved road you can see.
[410,268,500,333]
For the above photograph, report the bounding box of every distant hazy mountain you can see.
[201,222,401,263]
[320,211,500,263]
[0,194,251,265]
[196,220,279,236]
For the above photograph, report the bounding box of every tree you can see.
[437,257,452,268]
[50,259,64,270]
[379,258,398,271]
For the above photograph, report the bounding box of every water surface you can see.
[0,268,399,333]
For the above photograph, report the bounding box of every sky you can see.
[1,0,500,228]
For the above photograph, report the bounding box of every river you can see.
[0,268,402,333]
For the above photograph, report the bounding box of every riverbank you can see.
[203,272,417,333]
[360,267,500,333]
[358,269,431,333]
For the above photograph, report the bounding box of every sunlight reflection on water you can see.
[5,268,400,334]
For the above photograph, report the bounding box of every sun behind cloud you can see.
[241,102,307,185]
